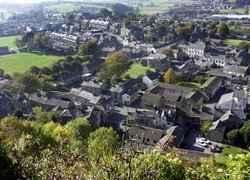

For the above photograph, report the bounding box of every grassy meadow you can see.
[216,145,249,166]
[125,64,155,79]
[224,39,250,46]
[44,2,106,13]
[0,53,63,75]
[43,0,198,15]
[0,35,21,49]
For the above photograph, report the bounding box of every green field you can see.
[0,53,63,75]
[177,82,201,89]
[44,0,198,15]
[45,2,106,13]
[0,36,20,50]
[224,39,250,46]
[220,7,246,14]
[216,145,249,166]
[130,0,199,15]
[125,64,155,78]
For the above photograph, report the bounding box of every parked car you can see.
[196,139,209,147]
[198,137,211,144]
[210,145,222,152]
[121,119,126,125]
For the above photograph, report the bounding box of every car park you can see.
[196,139,209,147]
[199,137,211,144]
[210,144,222,152]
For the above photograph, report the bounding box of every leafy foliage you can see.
[88,127,119,162]
[164,68,176,84]
[217,22,230,39]
[0,115,250,179]
[98,52,130,82]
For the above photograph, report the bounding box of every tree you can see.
[175,26,192,39]
[244,6,249,15]
[217,22,230,39]
[0,69,4,77]
[164,68,176,84]
[34,32,50,48]
[78,40,99,56]
[161,49,174,58]
[15,39,25,48]
[175,72,183,82]
[88,127,119,162]
[13,73,41,94]
[100,8,112,18]
[98,52,130,81]
[26,38,34,52]
[227,121,250,147]
[200,121,213,134]
[227,129,241,143]
[66,118,91,141]
[29,66,41,75]
[195,75,209,84]
[239,121,250,145]
[22,32,34,43]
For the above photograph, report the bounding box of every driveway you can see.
[182,127,211,154]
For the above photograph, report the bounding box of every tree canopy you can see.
[98,52,130,82]
[164,68,177,84]
[217,22,230,39]
[78,40,99,56]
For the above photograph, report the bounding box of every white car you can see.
[196,139,209,147]
[199,137,211,144]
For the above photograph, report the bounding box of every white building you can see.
[186,42,206,58]
[223,65,249,77]
[142,72,159,89]
[201,54,226,67]
[216,90,247,110]
[89,19,109,30]
[121,88,139,105]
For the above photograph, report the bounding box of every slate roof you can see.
[142,93,162,104]
[81,80,103,89]
[29,94,71,109]
[209,120,226,131]
[128,125,166,142]
[234,90,247,99]
[201,76,222,90]
[223,65,249,75]
[188,42,206,50]
[158,126,184,147]
[157,82,193,93]
[145,72,158,80]
[162,92,180,102]
[185,91,204,101]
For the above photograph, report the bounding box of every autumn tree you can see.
[164,68,176,84]
[217,22,230,39]
[12,72,41,94]
[200,120,213,135]
[78,40,99,56]
[34,32,50,48]
[98,52,130,81]
[175,26,192,39]
[161,49,174,58]
[88,127,119,162]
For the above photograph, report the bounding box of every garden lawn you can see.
[177,82,201,89]
[224,39,250,46]
[125,64,155,79]
[0,53,63,75]
[0,35,21,50]
[215,145,249,166]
